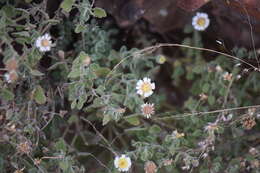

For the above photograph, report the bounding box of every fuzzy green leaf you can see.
[149,125,161,134]
[55,138,67,152]
[33,86,47,104]
[208,95,215,106]
[93,7,107,18]
[60,0,75,12]
[75,24,86,33]
[0,88,14,101]
[125,116,140,126]
[102,115,111,126]
[202,83,210,93]
[30,69,44,76]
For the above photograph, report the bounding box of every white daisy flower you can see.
[141,103,155,118]
[114,154,132,172]
[136,77,155,98]
[35,33,52,52]
[192,12,210,31]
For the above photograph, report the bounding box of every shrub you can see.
[0,0,259,173]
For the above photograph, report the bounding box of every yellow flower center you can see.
[118,158,128,169]
[197,17,206,26]
[176,133,184,138]
[41,39,50,47]
[141,83,152,93]
[159,56,166,64]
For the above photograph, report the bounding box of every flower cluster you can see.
[136,77,156,119]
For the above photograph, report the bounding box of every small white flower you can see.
[141,103,155,118]
[136,77,155,98]
[35,33,52,52]
[114,154,132,172]
[192,12,210,31]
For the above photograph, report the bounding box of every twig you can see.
[105,43,259,85]
[153,104,260,120]
[80,117,117,156]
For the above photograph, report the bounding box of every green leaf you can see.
[184,97,197,111]
[149,125,161,134]
[219,87,226,96]
[92,97,104,108]
[140,147,153,161]
[55,138,67,152]
[102,114,111,126]
[94,67,110,77]
[60,0,75,12]
[68,51,90,78]
[71,100,77,109]
[0,88,14,101]
[27,49,42,67]
[75,24,86,33]
[30,69,44,76]
[193,64,204,74]
[77,96,87,109]
[12,31,30,37]
[2,5,16,18]
[68,115,77,124]
[92,7,107,18]
[208,95,215,106]
[125,116,140,126]
[172,66,184,78]
[59,159,69,171]
[33,86,47,104]
[202,83,210,93]
[68,68,81,78]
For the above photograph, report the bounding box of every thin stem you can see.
[154,104,260,120]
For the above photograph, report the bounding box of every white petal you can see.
[137,90,143,95]
[151,83,155,89]
[36,39,41,47]
[114,157,119,168]
[45,34,51,40]
[143,77,149,82]
[137,80,143,85]
[45,46,51,51]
